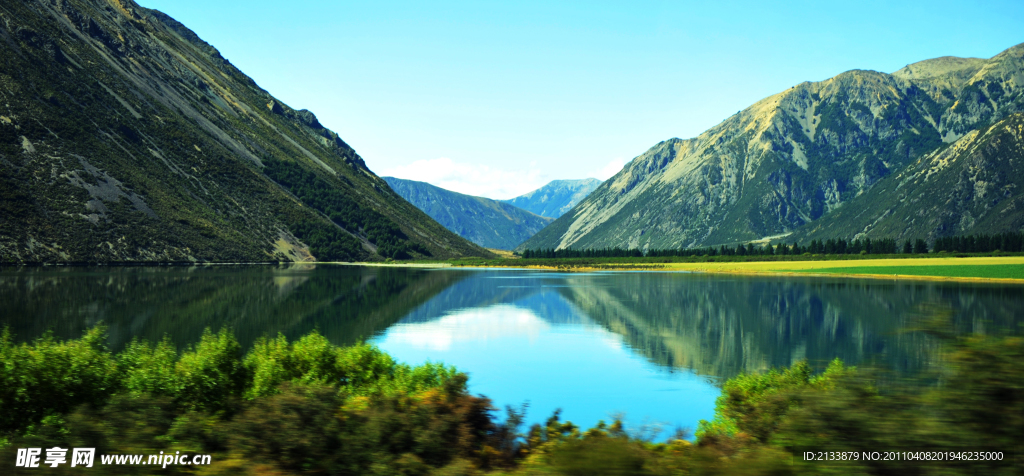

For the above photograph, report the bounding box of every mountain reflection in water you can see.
[2,266,1020,379]
[0,264,470,350]
[374,270,1023,380]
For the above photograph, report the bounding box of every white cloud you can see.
[380,157,549,200]
[589,157,629,180]
[381,305,549,351]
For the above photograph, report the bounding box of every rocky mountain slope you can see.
[520,44,1024,251]
[0,0,488,263]
[500,178,601,219]
[384,177,553,250]
[790,112,1024,243]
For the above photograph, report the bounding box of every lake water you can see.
[2,264,1022,437]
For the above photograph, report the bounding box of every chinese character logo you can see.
[71,448,95,468]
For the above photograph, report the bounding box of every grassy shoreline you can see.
[4,254,1023,283]
[368,254,1024,283]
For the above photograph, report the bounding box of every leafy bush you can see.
[692,334,1024,475]
[0,326,507,475]
[0,327,120,435]
[174,328,247,412]
[695,359,850,444]
[118,336,178,397]
[0,327,462,440]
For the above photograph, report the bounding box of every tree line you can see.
[520,231,1024,259]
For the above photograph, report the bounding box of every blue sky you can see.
[137,0,1024,199]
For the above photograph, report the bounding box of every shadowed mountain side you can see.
[0,265,469,350]
[520,43,1024,252]
[384,177,554,250]
[789,113,1024,243]
[552,273,1024,379]
[501,178,602,219]
[0,0,488,263]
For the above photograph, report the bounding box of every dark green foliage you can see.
[0,326,507,475]
[547,437,649,476]
[265,159,429,259]
[522,247,644,259]
[226,384,351,472]
[933,232,1024,253]
[520,230,1024,261]
[0,327,460,439]
[9,393,191,475]
[286,218,363,262]
[696,360,851,444]
[173,328,247,412]
[940,336,1024,451]
[688,330,1024,475]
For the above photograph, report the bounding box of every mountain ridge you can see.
[383,177,553,250]
[520,42,1024,252]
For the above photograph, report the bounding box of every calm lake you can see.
[2,264,1022,437]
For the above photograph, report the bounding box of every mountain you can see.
[520,44,1024,251]
[501,178,601,218]
[0,0,489,263]
[383,177,553,250]
[789,112,1024,243]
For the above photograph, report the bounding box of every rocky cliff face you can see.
[500,178,601,219]
[383,177,553,250]
[520,44,1024,251]
[0,0,488,263]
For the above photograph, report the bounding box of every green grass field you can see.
[398,255,1024,281]
[440,256,1024,281]
[789,264,1024,280]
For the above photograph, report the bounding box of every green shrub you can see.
[244,332,343,399]
[243,331,462,400]
[174,328,247,412]
[0,327,120,435]
[118,336,178,397]
[696,359,850,443]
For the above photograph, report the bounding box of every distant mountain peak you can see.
[501,178,602,218]
[383,177,553,250]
